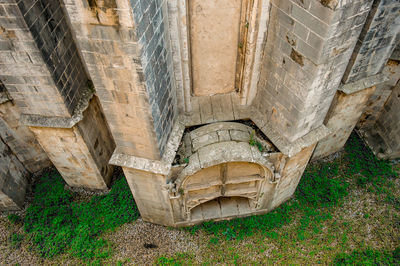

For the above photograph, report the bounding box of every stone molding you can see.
[20,88,94,129]
[339,73,388,95]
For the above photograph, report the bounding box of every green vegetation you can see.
[22,171,139,261]
[249,131,263,152]
[156,253,194,266]
[334,247,400,265]
[7,214,22,225]
[9,232,24,249]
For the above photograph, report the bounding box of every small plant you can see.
[9,233,24,249]
[249,131,263,152]
[7,214,22,225]
[183,157,189,164]
[156,252,194,265]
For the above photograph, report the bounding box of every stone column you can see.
[312,0,400,160]
[0,83,51,173]
[255,0,374,142]
[27,96,115,190]
[362,82,400,159]
[0,135,29,211]
[61,0,177,160]
[0,0,114,190]
[312,84,375,160]
[61,0,178,219]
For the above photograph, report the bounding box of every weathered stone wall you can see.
[29,97,115,190]
[357,60,400,131]
[0,134,29,211]
[123,168,174,226]
[62,0,165,160]
[0,100,51,173]
[76,96,115,183]
[255,0,373,142]
[361,78,400,159]
[342,0,400,83]
[17,0,90,114]
[271,144,315,209]
[130,0,177,154]
[392,43,400,61]
[0,0,70,117]
[312,86,375,160]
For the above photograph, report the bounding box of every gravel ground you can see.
[103,219,199,265]
[0,214,199,265]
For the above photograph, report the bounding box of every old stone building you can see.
[0,0,399,226]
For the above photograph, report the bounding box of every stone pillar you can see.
[123,168,174,226]
[0,84,31,210]
[342,0,400,83]
[0,135,29,210]
[357,60,400,131]
[0,83,51,173]
[312,0,400,160]
[28,97,115,190]
[312,85,375,160]
[0,0,114,190]
[359,71,400,159]
[255,0,374,142]
[271,144,316,209]
[61,0,177,160]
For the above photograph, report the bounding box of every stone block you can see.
[0,136,29,210]
[313,86,375,160]
[29,97,114,190]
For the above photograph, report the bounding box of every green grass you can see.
[7,214,22,225]
[334,247,400,265]
[9,232,24,249]
[23,171,139,261]
[155,253,194,266]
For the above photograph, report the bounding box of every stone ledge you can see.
[251,109,330,157]
[110,116,186,175]
[339,73,388,95]
[111,109,330,175]
[20,88,94,128]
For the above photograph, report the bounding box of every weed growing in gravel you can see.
[334,247,400,265]
[23,171,139,261]
[156,252,194,265]
[7,214,22,225]
[9,232,24,249]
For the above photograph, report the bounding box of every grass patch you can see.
[334,247,400,265]
[7,214,22,225]
[156,252,194,266]
[23,171,139,261]
[9,232,24,249]
[344,133,397,189]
